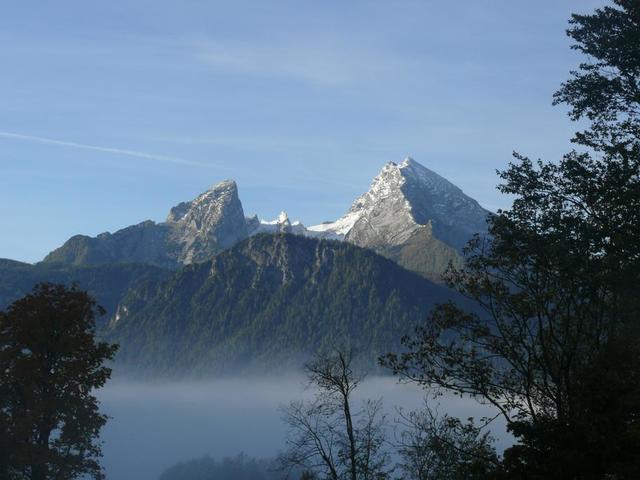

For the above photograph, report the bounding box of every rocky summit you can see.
[41,158,490,280]
[5,157,492,375]
[165,180,249,264]
[308,158,490,280]
[42,180,249,268]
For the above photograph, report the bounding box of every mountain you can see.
[308,158,490,280]
[0,158,491,376]
[107,234,458,377]
[1,235,460,377]
[246,211,308,236]
[165,180,249,263]
[0,259,172,327]
[42,180,249,268]
[40,158,489,281]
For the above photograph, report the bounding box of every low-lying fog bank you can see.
[98,376,511,480]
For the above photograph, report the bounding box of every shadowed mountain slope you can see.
[108,234,460,376]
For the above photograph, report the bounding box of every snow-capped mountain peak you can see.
[397,157,465,199]
[44,156,488,282]
[308,158,415,241]
[309,157,489,249]
[260,211,291,226]
[308,159,412,239]
[247,210,307,236]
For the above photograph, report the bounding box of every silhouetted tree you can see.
[383,1,640,478]
[394,401,498,480]
[0,283,118,480]
[279,350,391,480]
[554,0,640,156]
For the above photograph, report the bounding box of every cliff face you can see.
[42,180,249,268]
[309,158,490,281]
[42,158,490,282]
[165,180,249,264]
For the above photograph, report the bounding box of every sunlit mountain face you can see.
[40,158,489,282]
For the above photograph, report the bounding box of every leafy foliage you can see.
[279,350,392,480]
[383,1,640,478]
[0,283,118,480]
[0,259,172,326]
[554,0,640,152]
[395,401,498,480]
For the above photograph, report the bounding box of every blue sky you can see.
[0,0,604,263]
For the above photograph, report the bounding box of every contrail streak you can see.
[0,131,212,168]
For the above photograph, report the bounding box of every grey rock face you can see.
[308,158,490,281]
[166,180,249,264]
[247,211,308,236]
[341,158,489,249]
[42,158,489,281]
[345,161,424,248]
[43,180,249,268]
[397,158,489,250]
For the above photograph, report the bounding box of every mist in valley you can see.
[97,375,510,480]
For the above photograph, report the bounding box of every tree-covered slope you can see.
[41,222,175,268]
[108,234,459,376]
[0,259,172,326]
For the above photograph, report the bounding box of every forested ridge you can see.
[108,234,459,376]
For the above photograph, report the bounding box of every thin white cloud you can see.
[193,40,390,87]
[0,131,213,168]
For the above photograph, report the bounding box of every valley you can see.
[0,158,489,377]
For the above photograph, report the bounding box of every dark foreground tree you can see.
[278,350,391,480]
[394,401,498,480]
[553,0,640,154]
[0,283,118,480]
[383,1,640,478]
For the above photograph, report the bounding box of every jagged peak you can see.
[261,211,292,226]
[381,156,415,172]
[401,156,422,169]
[195,179,238,203]
[209,179,237,192]
[167,179,241,223]
[308,156,488,243]
[277,211,290,224]
[370,157,461,199]
[397,158,463,196]
[380,156,439,177]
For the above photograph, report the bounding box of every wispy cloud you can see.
[0,131,213,168]
[192,40,390,87]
